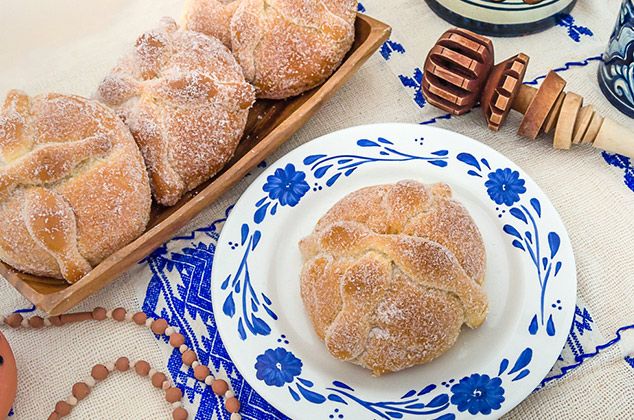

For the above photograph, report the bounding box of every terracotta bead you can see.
[172,407,188,420]
[169,333,185,348]
[193,365,209,381]
[72,382,91,400]
[92,307,107,321]
[165,387,183,403]
[55,401,72,416]
[47,412,60,420]
[225,397,240,413]
[212,379,228,396]
[115,357,130,372]
[91,364,109,381]
[135,360,151,376]
[182,350,197,366]
[5,313,23,328]
[28,316,44,328]
[132,312,147,325]
[151,318,169,335]
[112,308,126,322]
[48,316,63,326]
[152,372,167,388]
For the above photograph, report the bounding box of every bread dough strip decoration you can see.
[422,28,634,159]
[2,309,243,420]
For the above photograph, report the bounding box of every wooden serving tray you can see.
[0,14,391,315]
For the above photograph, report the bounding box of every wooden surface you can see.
[554,92,582,150]
[0,13,391,315]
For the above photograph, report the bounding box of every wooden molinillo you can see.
[423,28,634,159]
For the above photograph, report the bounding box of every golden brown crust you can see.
[230,0,357,99]
[96,17,255,206]
[300,181,487,375]
[0,91,152,283]
[182,0,242,47]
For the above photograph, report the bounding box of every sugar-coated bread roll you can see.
[182,0,241,47]
[231,0,358,99]
[300,181,487,375]
[0,91,152,283]
[97,17,255,206]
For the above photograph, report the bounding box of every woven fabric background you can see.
[1,0,633,418]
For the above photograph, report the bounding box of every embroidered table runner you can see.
[1,0,633,418]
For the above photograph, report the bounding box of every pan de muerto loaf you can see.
[299,181,487,375]
[230,0,358,99]
[97,17,255,206]
[0,91,151,283]
[182,0,242,47]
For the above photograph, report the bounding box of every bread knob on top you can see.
[0,91,152,283]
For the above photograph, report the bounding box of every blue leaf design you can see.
[542,257,548,270]
[251,299,258,312]
[467,170,482,177]
[405,403,426,409]
[221,275,231,290]
[234,280,241,293]
[256,196,267,207]
[548,232,561,258]
[435,414,456,420]
[503,224,522,239]
[525,231,532,243]
[555,261,562,276]
[326,172,342,187]
[241,224,249,245]
[510,208,528,223]
[379,151,389,156]
[386,412,403,419]
[530,198,541,217]
[333,381,354,391]
[357,139,379,147]
[512,240,525,251]
[418,384,436,395]
[499,358,509,375]
[431,150,449,156]
[481,158,491,170]
[337,158,352,164]
[401,390,416,399]
[547,315,556,336]
[238,318,246,340]
[252,230,262,250]
[344,167,357,176]
[327,394,347,404]
[512,369,530,381]
[297,384,326,404]
[288,386,300,401]
[377,137,394,145]
[254,203,270,224]
[529,315,539,335]
[270,203,278,216]
[457,153,481,170]
[508,348,533,375]
[314,165,332,179]
[428,160,448,167]
[223,292,235,317]
[263,305,278,320]
[251,316,271,335]
[297,377,314,387]
[303,154,326,165]
[427,394,449,408]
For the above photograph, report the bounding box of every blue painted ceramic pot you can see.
[424,0,577,37]
[598,0,634,118]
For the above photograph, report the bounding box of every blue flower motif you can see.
[255,347,303,387]
[450,374,505,415]
[485,168,526,206]
[262,163,310,207]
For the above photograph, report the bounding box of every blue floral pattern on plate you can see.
[212,124,576,419]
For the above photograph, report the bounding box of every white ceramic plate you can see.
[212,124,576,419]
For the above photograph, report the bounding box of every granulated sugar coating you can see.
[0,91,152,283]
[231,0,358,99]
[299,180,488,375]
[97,17,255,206]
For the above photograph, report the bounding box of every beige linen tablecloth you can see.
[1,0,633,418]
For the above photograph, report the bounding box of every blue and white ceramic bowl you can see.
[425,0,577,36]
[598,0,634,118]
[212,124,577,419]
